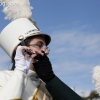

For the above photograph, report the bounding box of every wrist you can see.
[44,74,55,84]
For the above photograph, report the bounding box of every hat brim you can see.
[26,33,51,46]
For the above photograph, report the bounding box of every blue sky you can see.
[0,0,100,97]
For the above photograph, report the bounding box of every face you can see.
[29,36,49,58]
[11,36,50,70]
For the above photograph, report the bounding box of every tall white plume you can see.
[92,66,100,95]
[0,0,33,20]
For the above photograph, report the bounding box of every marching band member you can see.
[0,0,82,99]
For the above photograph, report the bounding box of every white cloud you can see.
[50,30,100,57]
[76,89,91,97]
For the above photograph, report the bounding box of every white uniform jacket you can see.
[0,69,52,100]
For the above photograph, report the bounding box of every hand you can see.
[14,46,32,74]
[33,53,55,84]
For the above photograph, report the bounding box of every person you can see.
[0,18,82,100]
[0,0,82,99]
[0,18,53,100]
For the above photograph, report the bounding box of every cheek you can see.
[29,46,35,51]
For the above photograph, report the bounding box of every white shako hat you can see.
[0,18,51,58]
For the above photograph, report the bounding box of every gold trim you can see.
[42,89,53,100]
[42,89,47,100]
[50,97,53,100]
[32,80,42,100]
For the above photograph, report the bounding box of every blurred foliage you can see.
[82,90,100,100]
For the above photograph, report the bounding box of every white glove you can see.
[15,46,32,74]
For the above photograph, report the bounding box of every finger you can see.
[30,52,37,59]
[24,54,27,60]
[18,46,30,51]
[24,49,33,56]
[24,53,30,60]
[34,49,44,56]
[32,59,38,63]
[17,46,33,56]
[30,52,39,63]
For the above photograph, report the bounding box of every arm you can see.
[33,54,83,100]
[0,46,31,100]
[46,76,82,100]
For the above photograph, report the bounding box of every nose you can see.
[45,49,49,55]
[41,46,50,55]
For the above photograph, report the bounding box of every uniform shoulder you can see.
[0,70,14,86]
